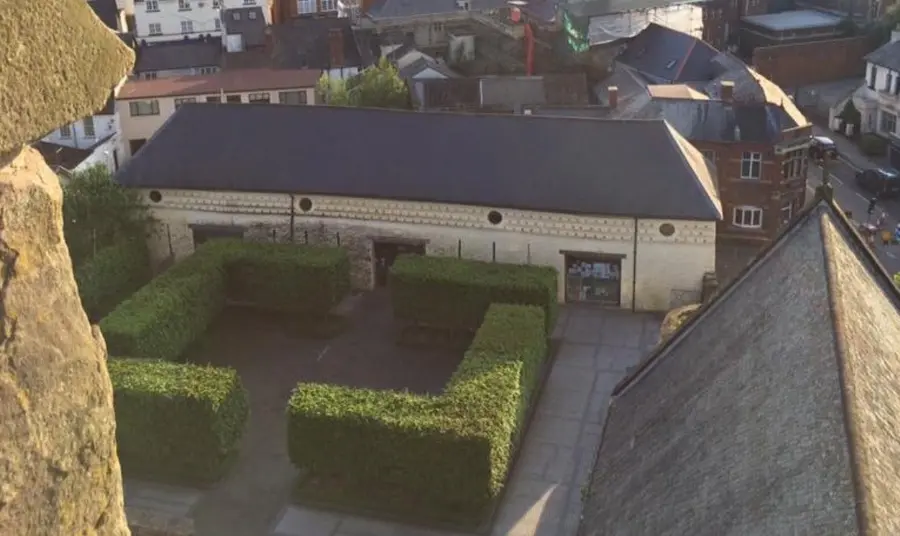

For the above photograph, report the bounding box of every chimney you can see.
[720,80,734,102]
[328,28,345,68]
[607,85,618,108]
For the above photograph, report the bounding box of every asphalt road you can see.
[807,158,900,275]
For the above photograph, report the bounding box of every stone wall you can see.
[144,189,717,311]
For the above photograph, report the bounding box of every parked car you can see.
[855,167,900,198]
[809,136,838,160]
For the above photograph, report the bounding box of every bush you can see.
[75,240,151,322]
[859,133,888,156]
[390,255,557,334]
[287,304,548,522]
[100,240,350,360]
[109,358,250,485]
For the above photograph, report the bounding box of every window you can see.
[248,92,271,103]
[148,23,162,35]
[199,66,218,75]
[174,97,197,109]
[781,148,806,179]
[881,111,897,135]
[59,124,72,138]
[143,71,158,80]
[82,117,96,138]
[733,206,763,228]
[226,95,242,103]
[701,149,715,162]
[321,0,336,10]
[243,0,256,4]
[178,0,191,10]
[432,22,444,33]
[212,0,220,7]
[298,0,315,14]
[248,10,257,19]
[206,95,222,103]
[781,201,793,224]
[129,139,147,156]
[181,20,194,34]
[128,100,160,117]
[868,64,877,90]
[278,90,307,105]
[740,151,762,179]
[214,18,221,30]
[146,0,160,12]
[887,72,894,93]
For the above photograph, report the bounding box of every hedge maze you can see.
[101,239,350,485]
[287,255,558,526]
[100,240,559,528]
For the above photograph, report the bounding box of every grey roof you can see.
[865,40,900,72]
[87,0,120,31]
[581,195,900,536]
[115,104,722,221]
[366,0,508,19]
[616,23,719,83]
[742,9,842,32]
[134,38,222,73]
[270,17,366,70]
[224,7,267,48]
[397,56,459,79]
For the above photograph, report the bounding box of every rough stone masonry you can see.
[0,1,135,535]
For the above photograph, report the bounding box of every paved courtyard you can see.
[125,304,662,536]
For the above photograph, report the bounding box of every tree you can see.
[62,164,151,265]
[317,57,410,109]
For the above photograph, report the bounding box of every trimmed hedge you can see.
[287,304,548,521]
[109,358,249,485]
[75,240,151,321]
[390,255,557,335]
[100,240,350,360]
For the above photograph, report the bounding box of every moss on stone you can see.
[0,0,134,154]
[659,303,702,344]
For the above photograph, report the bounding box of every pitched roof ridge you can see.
[661,121,722,218]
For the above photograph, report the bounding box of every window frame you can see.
[881,111,897,135]
[181,20,194,34]
[148,22,162,36]
[82,116,96,138]
[740,151,762,179]
[174,97,198,109]
[781,201,793,224]
[178,0,192,11]
[128,100,161,117]
[781,148,806,179]
[248,92,271,103]
[321,0,337,10]
[146,0,160,12]
[278,90,308,105]
[733,206,763,229]
[59,124,72,139]
[298,0,316,14]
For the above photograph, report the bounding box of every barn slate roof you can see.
[114,104,722,221]
[580,189,900,536]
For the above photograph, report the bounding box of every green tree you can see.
[63,164,151,265]
[317,57,410,109]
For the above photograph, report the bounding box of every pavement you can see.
[809,125,900,275]
[126,305,663,536]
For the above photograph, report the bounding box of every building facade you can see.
[132,0,271,43]
[855,32,900,142]
[142,189,717,311]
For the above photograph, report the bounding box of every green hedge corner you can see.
[286,304,549,525]
[389,255,558,335]
[109,358,250,486]
[100,239,351,361]
[75,239,151,322]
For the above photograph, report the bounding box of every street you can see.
[807,157,900,275]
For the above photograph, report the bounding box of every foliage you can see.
[859,133,888,156]
[109,358,250,485]
[317,57,410,109]
[74,239,151,322]
[287,304,548,524]
[100,240,350,360]
[63,164,150,266]
[390,255,558,335]
[838,98,861,125]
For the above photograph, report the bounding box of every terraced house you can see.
[114,104,723,312]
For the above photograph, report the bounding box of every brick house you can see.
[114,104,723,312]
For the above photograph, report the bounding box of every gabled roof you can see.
[580,190,900,536]
[397,55,460,79]
[865,40,900,73]
[223,7,267,48]
[270,17,366,70]
[115,104,722,221]
[134,38,222,74]
[617,23,719,83]
[87,0,121,31]
[33,141,93,172]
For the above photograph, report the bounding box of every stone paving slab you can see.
[124,479,203,519]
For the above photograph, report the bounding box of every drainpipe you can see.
[289,194,296,243]
[632,217,638,312]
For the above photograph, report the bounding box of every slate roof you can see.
[865,40,900,73]
[224,7,267,48]
[397,56,459,79]
[118,68,321,99]
[365,0,508,19]
[580,191,900,536]
[115,104,722,221]
[87,0,120,31]
[270,17,366,69]
[617,23,719,83]
[134,38,222,74]
[33,141,93,172]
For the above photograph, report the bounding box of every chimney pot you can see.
[608,85,618,108]
[720,80,734,102]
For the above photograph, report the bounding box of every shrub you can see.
[287,304,548,522]
[109,358,250,485]
[390,255,557,334]
[100,240,350,360]
[75,240,151,322]
[859,133,888,156]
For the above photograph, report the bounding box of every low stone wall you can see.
[127,506,194,536]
